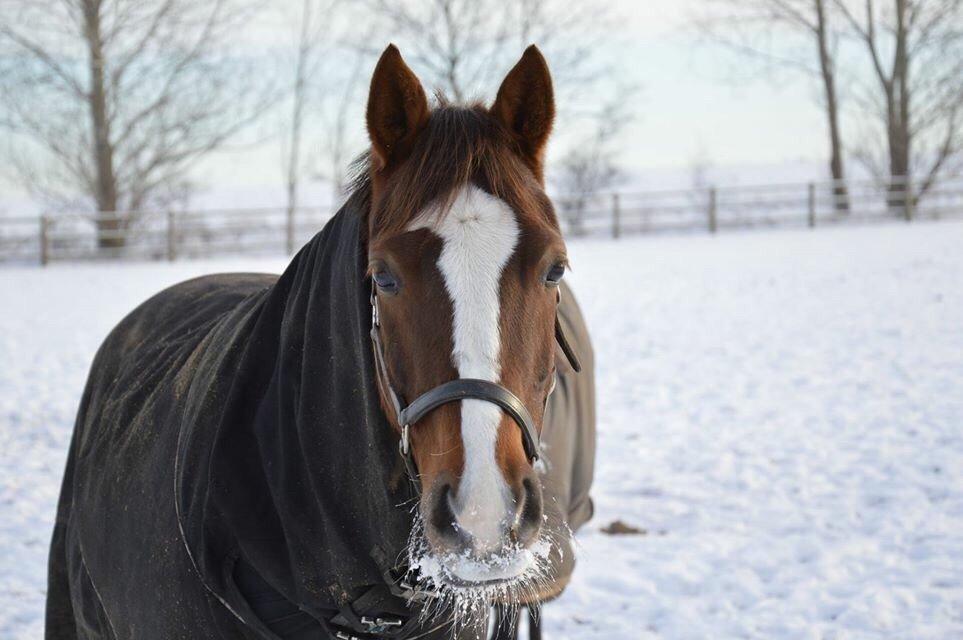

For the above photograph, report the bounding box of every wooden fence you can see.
[2,174,962,265]
[552,174,963,237]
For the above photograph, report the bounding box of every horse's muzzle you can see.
[424,468,543,564]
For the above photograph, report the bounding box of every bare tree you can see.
[690,143,714,193]
[358,0,609,103]
[687,142,715,215]
[0,0,275,247]
[554,85,637,235]
[833,0,963,208]
[361,0,500,102]
[356,0,629,234]
[284,0,316,231]
[302,35,375,209]
[697,0,850,212]
[281,0,341,238]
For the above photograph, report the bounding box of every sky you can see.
[589,0,827,168]
[1,0,842,213]
[184,0,835,208]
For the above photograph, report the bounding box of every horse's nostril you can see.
[429,482,470,550]
[511,476,543,548]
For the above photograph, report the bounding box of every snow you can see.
[3,221,963,638]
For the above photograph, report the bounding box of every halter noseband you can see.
[369,285,581,493]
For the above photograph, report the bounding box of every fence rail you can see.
[2,174,962,265]
[552,174,963,238]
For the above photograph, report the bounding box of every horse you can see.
[45,44,595,640]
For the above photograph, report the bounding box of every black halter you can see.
[370,285,581,492]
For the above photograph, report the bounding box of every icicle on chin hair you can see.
[400,509,572,635]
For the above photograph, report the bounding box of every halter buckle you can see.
[361,616,404,632]
[399,424,410,457]
[371,291,380,327]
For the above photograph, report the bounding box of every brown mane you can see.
[351,101,560,239]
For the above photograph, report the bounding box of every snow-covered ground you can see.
[2,222,962,638]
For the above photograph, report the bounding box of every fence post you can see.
[904,175,914,221]
[39,215,49,266]
[807,182,816,228]
[166,211,176,261]
[707,187,717,234]
[286,207,295,255]
[612,193,621,239]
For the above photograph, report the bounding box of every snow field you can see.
[2,221,963,638]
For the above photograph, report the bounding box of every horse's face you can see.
[364,45,565,590]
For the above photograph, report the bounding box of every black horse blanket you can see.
[45,195,594,640]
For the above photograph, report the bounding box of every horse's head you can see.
[363,45,568,591]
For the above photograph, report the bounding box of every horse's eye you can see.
[373,269,399,294]
[545,262,566,286]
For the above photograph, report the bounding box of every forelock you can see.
[356,104,557,238]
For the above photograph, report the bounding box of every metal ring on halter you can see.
[399,424,410,456]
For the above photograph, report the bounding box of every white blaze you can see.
[409,185,519,552]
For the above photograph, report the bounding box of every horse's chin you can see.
[407,530,557,607]
[439,549,535,587]
[409,544,539,597]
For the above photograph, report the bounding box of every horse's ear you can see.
[366,44,430,172]
[491,45,555,182]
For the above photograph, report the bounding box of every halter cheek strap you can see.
[369,285,581,493]
[554,285,582,373]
